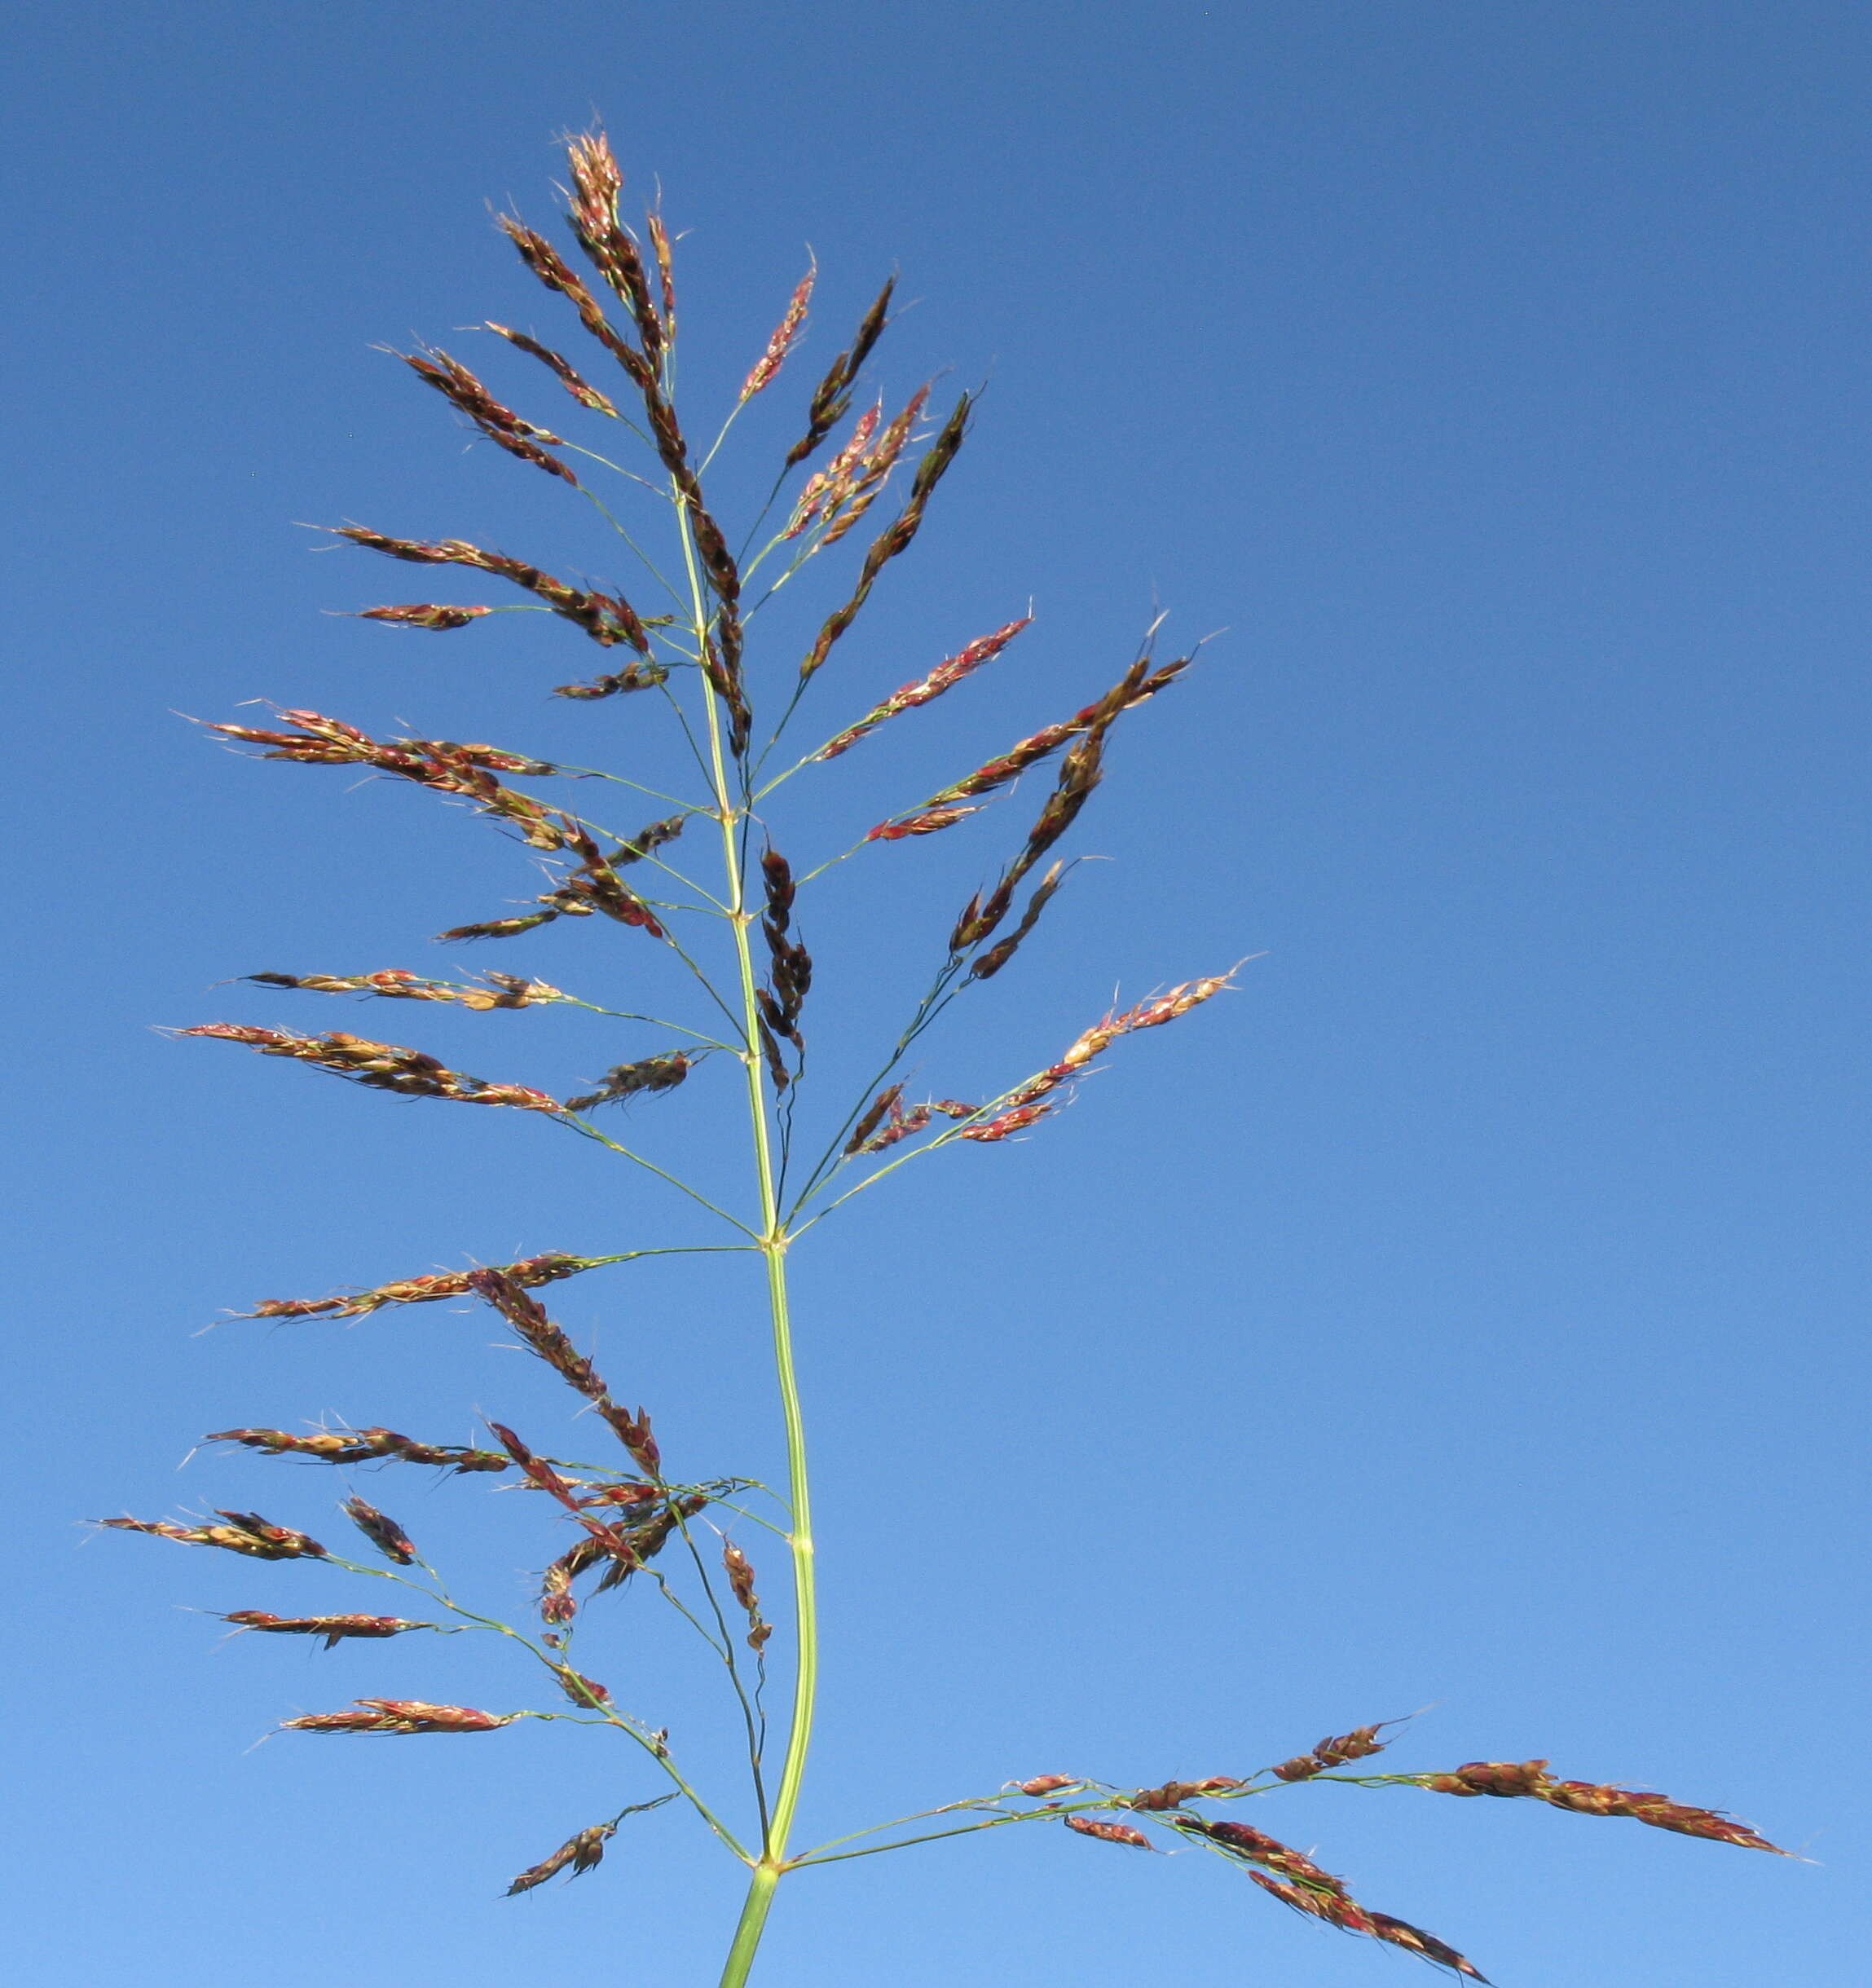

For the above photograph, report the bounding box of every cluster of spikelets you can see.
[993,1719,1783,1981]
[104,124,1786,1975]
[105,1254,769,1893]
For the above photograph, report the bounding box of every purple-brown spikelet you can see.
[180,1025,563,1113]
[506,1821,617,1895]
[867,805,980,842]
[472,1271,610,1403]
[819,615,1033,760]
[816,384,931,548]
[551,1664,613,1708]
[877,652,1191,843]
[342,1495,416,1565]
[222,1612,438,1649]
[1064,1816,1155,1850]
[784,403,881,537]
[474,1274,663,1477]
[1271,1722,1394,1782]
[721,1541,773,1653]
[399,345,578,482]
[247,968,562,1010]
[357,604,495,631]
[1248,1874,1489,1981]
[967,861,1064,982]
[1015,1774,1080,1797]
[1125,1777,1244,1810]
[102,1511,328,1559]
[484,322,619,417]
[208,1425,513,1473]
[1413,1761,1784,1853]
[798,393,971,684]
[741,264,816,400]
[235,1251,592,1323]
[785,277,895,469]
[554,659,670,699]
[283,1699,521,1736]
[335,528,653,651]
[564,1052,691,1113]
[564,132,664,364]
[203,706,575,850]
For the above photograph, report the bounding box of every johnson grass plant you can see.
[107,132,1785,1985]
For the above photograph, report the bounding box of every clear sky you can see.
[6,4,1865,1984]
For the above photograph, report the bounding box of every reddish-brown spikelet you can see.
[967,861,1065,982]
[180,1025,562,1113]
[879,653,1190,840]
[784,403,882,538]
[798,392,971,683]
[816,384,932,548]
[283,1699,520,1736]
[867,806,981,842]
[1126,1777,1244,1810]
[101,1512,328,1559]
[471,1270,610,1404]
[222,1612,437,1650]
[1249,1874,1489,1981]
[956,1101,1052,1144]
[357,604,494,631]
[1174,1818,1347,1890]
[334,527,653,651]
[1271,1722,1394,1782]
[1064,1816,1154,1850]
[342,1495,416,1565]
[563,132,663,364]
[1416,1761,1783,1853]
[506,1821,617,1895]
[499,213,655,390]
[551,1664,612,1708]
[820,615,1033,760]
[785,277,895,469]
[236,1250,592,1323]
[209,1425,513,1472]
[399,345,578,481]
[554,659,670,699]
[1016,1774,1079,1797]
[484,322,619,417]
[247,968,562,1011]
[475,1277,663,1477]
[647,209,676,327]
[721,1541,773,1653]
[741,263,816,399]
[202,706,574,850]
[564,1051,691,1113]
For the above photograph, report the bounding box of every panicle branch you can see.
[208,1426,513,1473]
[1412,1761,1784,1854]
[817,615,1032,760]
[785,278,895,469]
[335,527,654,650]
[234,1251,595,1321]
[798,393,971,684]
[101,1512,327,1559]
[398,343,578,481]
[222,1612,444,1649]
[283,1699,523,1736]
[246,969,563,1010]
[178,1025,562,1112]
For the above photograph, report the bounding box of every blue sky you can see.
[6,4,1865,1982]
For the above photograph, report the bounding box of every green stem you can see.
[673,490,819,1988]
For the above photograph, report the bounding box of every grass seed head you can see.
[741,262,816,400]
[342,1495,416,1564]
[506,1821,618,1895]
[1064,1815,1154,1849]
[283,1699,519,1736]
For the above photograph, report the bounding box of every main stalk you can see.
[678,513,817,1988]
